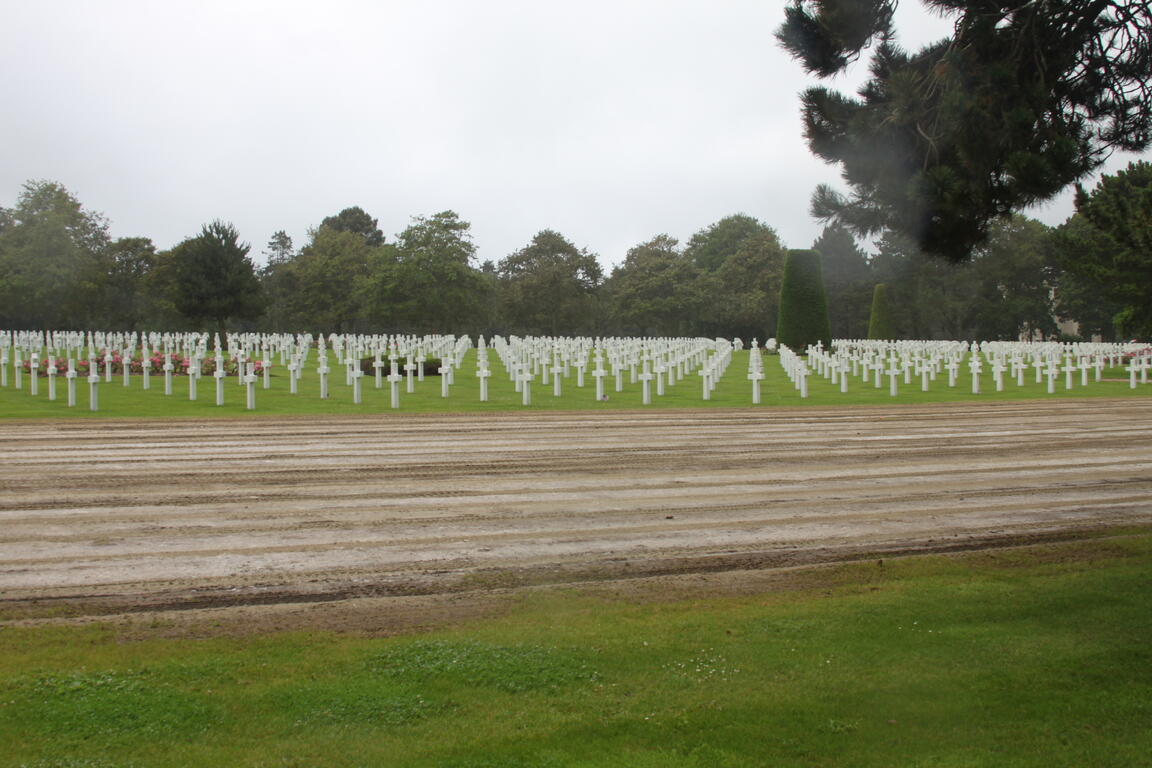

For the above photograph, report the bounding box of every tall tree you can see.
[0,180,110,329]
[320,206,385,246]
[391,211,487,333]
[684,214,773,272]
[142,247,191,331]
[812,224,872,338]
[259,231,296,332]
[263,230,295,266]
[870,230,979,339]
[966,215,1056,340]
[102,236,158,330]
[169,221,264,334]
[1048,215,1125,340]
[1061,160,1152,337]
[776,249,832,350]
[871,217,1055,342]
[710,228,789,341]
[282,226,380,332]
[867,283,894,339]
[777,1,1152,261]
[686,216,778,336]
[497,230,603,336]
[607,235,702,336]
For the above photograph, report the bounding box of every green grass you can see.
[2,533,1150,766]
[0,350,1148,419]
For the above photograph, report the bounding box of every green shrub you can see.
[358,356,444,375]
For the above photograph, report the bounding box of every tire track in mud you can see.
[1,399,1151,620]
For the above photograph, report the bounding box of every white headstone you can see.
[388,370,402,408]
[245,369,257,410]
[88,372,100,411]
[46,358,57,401]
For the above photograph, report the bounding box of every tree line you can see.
[0,162,1148,341]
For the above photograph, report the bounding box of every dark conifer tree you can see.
[776,249,832,350]
[170,221,264,335]
[777,1,1151,261]
[867,283,894,340]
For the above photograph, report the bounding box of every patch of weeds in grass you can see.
[661,649,739,684]
[16,759,140,768]
[253,667,452,734]
[285,689,444,729]
[24,670,148,697]
[824,718,860,734]
[3,668,222,744]
[150,657,245,687]
[367,639,601,693]
[437,756,564,768]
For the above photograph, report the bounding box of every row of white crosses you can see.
[309,333,463,409]
[0,330,195,410]
[4,330,1148,410]
[698,339,733,401]
[1124,345,1151,387]
[975,340,1150,392]
[980,340,1152,391]
[1,329,301,410]
[0,331,952,407]
[777,345,812,397]
[807,339,1152,396]
[746,338,778,403]
[803,340,962,396]
[192,332,462,409]
[489,335,727,405]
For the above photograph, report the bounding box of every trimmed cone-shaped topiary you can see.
[776,249,832,351]
[867,283,895,340]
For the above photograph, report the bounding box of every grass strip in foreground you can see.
[1,533,1150,767]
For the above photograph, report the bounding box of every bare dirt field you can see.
[1,400,1150,634]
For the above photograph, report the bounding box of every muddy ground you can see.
[1,400,1149,635]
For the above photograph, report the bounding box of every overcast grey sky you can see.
[2,1,1145,268]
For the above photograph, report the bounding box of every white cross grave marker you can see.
[969,355,983,394]
[245,365,257,410]
[88,369,101,411]
[66,360,77,407]
[477,363,491,402]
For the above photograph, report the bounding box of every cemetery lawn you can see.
[1,350,1148,419]
[1,531,1150,767]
